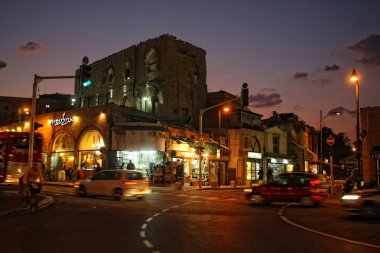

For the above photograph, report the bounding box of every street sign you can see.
[326,135,335,146]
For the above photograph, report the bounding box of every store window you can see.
[78,129,104,178]
[246,161,260,182]
[50,132,75,181]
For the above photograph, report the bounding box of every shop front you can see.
[266,157,291,181]
[246,152,262,185]
[50,131,75,181]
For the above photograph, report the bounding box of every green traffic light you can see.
[83,80,92,87]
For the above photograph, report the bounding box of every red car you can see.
[246,172,329,207]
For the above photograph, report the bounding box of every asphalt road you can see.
[0,185,379,253]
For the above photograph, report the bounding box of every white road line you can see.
[153,213,161,217]
[182,202,190,205]
[140,231,146,238]
[143,240,154,248]
[171,205,179,208]
[279,212,380,249]
[141,224,147,230]
[146,217,153,222]
[162,209,169,212]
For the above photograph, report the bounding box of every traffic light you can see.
[34,122,43,131]
[241,82,249,106]
[81,64,92,87]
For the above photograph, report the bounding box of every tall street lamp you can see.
[350,69,362,185]
[218,107,230,187]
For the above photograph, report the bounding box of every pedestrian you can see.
[127,160,135,170]
[258,167,263,181]
[266,167,273,182]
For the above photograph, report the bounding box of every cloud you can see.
[324,64,340,71]
[294,72,308,79]
[0,59,6,68]
[348,34,380,66]
[328,106,356,117]
[17,41,46,57]
[250,90,283,108]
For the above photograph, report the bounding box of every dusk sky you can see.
[1,0,379,142]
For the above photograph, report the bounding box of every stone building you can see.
[262,112,318,173]
[75,34,207,129]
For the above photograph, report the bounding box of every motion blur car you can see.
[245,172,329,207]
[74,170,151,200]
[341,189,380,218]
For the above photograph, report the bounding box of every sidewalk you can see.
[0,184,54,217]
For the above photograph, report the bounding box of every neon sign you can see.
[51,112,74,126]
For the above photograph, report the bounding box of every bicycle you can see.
[21,183,40,214]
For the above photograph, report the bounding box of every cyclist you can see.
[19,165,45,195]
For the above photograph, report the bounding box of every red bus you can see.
[0,132,43,183]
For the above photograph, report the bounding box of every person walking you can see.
[266,167,273,182]
[127,160,135,170]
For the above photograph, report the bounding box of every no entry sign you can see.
[326,135,335,146]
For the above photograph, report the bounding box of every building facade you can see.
[361,106,380,187]
[75,34,207,129]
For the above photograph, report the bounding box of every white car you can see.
[341,189,380,218]
[74,170,151,200]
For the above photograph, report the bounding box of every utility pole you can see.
[28,74,77,169]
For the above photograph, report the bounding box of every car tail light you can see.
[310,180,320,187]
[143,180,149,185]
[124,180,137,185]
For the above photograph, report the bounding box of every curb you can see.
[0,194,54,218]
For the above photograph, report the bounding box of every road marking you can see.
[140,199,217,252]
[143,240,153,248]
[279,208,380,249]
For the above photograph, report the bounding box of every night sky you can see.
[1,0,379,142]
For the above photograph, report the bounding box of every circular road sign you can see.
[326,135,335,146]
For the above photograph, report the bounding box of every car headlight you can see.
[341,194,361,200]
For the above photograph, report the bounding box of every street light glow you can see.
[350,69,358,82]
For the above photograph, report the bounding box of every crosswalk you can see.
[41,185,247,203]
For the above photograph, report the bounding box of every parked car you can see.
[74,170,151,200]
[341,189,380,218]
[245,172,329,207]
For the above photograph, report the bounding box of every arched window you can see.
[145,48,158,72]
[124,60,132,80]
[107,67,115,83]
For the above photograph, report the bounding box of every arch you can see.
[77,127,105,173]
[49,130,76,181]
[145,48,159,72]
[244,136,261,153]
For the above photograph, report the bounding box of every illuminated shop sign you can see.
[247,152,262,159]
[270,158,289,164]
[51,112,74,126]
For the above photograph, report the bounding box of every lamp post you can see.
[218,107,230,187]
[351,69,362,186]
